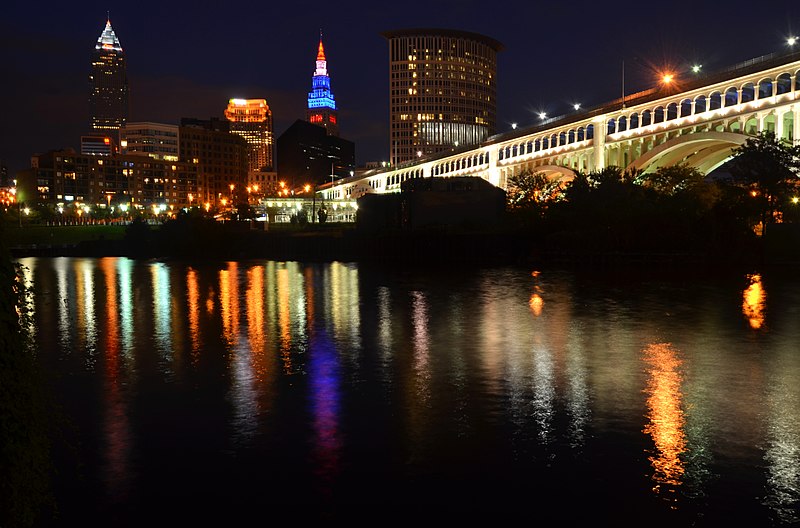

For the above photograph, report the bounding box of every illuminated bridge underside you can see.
[630,132,748,175]
[321,55,800,201]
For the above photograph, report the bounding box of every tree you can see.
[639,163,707,196]
[728,131,800,226]
[505,170,558,210]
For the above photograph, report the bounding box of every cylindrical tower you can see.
[382,28,503,166]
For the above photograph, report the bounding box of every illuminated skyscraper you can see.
[89,18,129,132]
[382,29,502,166]
[224,98,274,172]
[306,34,339,137]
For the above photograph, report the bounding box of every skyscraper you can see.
[382,29,503,166]
[224,98,274,173]
[89,18,129,133]
[306,34,339,137]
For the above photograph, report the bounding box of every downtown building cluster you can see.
[13,20,500,219]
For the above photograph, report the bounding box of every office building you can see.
[23,148,197,209]
[307,34,339,137]
[382,28,502,165]
[224,99,274,173]
[277,119,355,189]
[120,122,179,160]
[89,18,129,133]
[80,135,116,156]
[179,118,249,206]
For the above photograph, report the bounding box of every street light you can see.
[788,36,798,47]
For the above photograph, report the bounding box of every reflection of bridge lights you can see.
[743,273,766,329]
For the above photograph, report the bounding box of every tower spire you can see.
[307,33,338,137]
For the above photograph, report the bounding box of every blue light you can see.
[308,73,336,111]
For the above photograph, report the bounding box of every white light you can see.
[511,123,517,129]
[538,112,547,120]
[691,65,702,73]
[788,36,798,46]
[573,103,581,111]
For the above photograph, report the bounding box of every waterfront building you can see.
[21,148,197,210]
[120,122,179,161]
[382,28,502,166]
[306,34,339,137]
[89,18,129,133]
[277,119,355,190]
[224,99,274,173]
[179,118,248,206]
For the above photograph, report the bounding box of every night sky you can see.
[1,1,798,177]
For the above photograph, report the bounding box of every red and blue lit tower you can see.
[306,33,338,137]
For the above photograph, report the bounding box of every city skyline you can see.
[1,1,799,177]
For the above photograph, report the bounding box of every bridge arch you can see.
[627,131,748,175]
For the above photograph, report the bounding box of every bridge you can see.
[319,49,800,202]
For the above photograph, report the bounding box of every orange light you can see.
[103,137,110,144]
[662,73,674,84]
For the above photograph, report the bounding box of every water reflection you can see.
[17,258,800,523]
[100,258,132,502]
[743,273,765,329]
[643,343,686,501]
[77,259,97,370]
[764,353,800,523]
[151,262,173,374]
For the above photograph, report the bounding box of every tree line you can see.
[504,132,800,260]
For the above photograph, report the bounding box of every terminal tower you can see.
[306,33,338,137]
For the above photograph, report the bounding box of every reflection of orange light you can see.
[643,343,686,492]
[743,274,766,329]
[529,293,543,316]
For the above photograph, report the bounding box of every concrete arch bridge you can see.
[320,51,800,201]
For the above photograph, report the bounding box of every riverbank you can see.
[7,221,779,270]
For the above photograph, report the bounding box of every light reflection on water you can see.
[643,343,687,500]
[16,257,800,523]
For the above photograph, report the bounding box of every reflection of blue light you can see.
[309,328,341,480]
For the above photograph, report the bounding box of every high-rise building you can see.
[224,99,274,173]
[277,119,355,190]
[307,34,339,137]
[89,18,129,133]
[382,28,503,166]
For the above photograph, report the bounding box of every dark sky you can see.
[1,0,798,176]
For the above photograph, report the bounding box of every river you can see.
[16,256,800,525]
